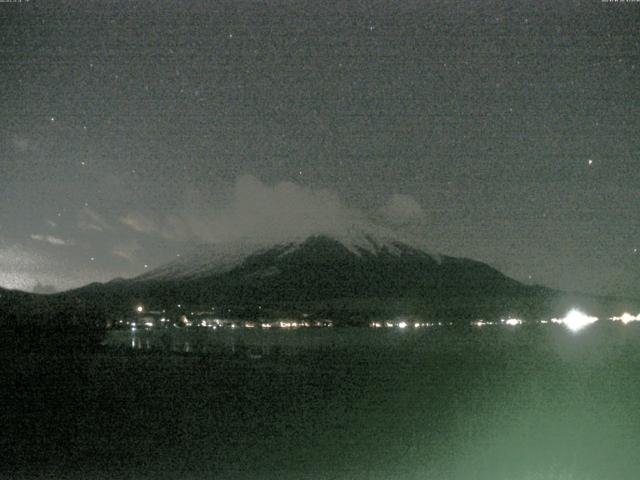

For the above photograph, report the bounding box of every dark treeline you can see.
[0,288,108,352]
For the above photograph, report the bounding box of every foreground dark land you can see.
[3,325,640,480]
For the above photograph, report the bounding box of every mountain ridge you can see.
[90,234,531,321]
[2,234,639,329]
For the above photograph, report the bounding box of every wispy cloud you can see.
[119,212,160,236]
[112,239,141,262]
[30,234,73,246]
[78,206,111,232]
[378,194,425,225]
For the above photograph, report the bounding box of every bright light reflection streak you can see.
[552,309,598,332]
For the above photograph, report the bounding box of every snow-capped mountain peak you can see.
[137,227,438,282]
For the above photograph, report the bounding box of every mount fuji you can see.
[3,230,638,330]
[62,230,554,323]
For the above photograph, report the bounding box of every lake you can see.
[3,323,640,479]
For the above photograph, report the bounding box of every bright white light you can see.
[503,318,522,326]
[553,309,598,332]
[398,321,407,329]
[144,321,154,328]
[620,313,637,324]
[136,305,144,313]
[610,312,640,324]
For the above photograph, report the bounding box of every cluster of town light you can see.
[369,320,437,329]
[377,310,640,333]
[128,307,334,330]
[127,320,336,330]
[130,305,640,334]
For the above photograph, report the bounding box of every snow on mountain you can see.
[136,239,263,281]
[137,225,439,282]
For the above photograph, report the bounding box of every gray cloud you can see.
[119,175,409,246]
[379,194,425,226]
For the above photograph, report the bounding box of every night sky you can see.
[1,0,638,296]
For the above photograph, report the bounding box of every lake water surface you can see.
[3,323,640,479]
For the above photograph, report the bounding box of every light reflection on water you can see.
[8,322,640,480]
[96,323,640,480]
[106,321,640,361]
[108,325,440,356]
